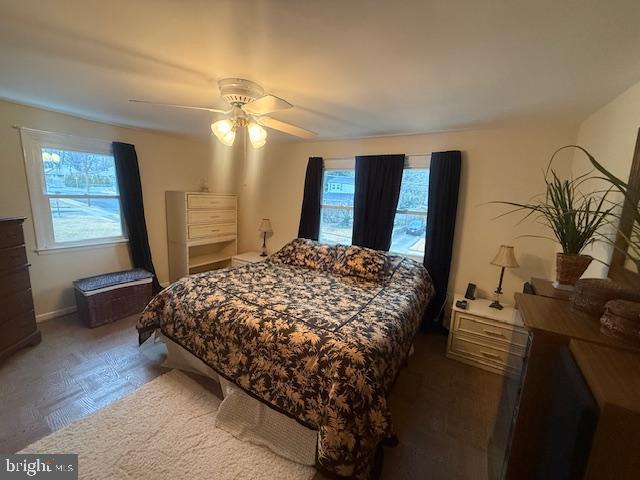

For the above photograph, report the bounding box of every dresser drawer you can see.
[187,195,236,210]
[188,223,236,241]
[455,313,528,348]
[0,309,37,352]
[0,268,31,298]
[0,221,24,249]
[0,288,34,323]
[0,245,28,271]
[187,209,236,225]
[450,334,524,373]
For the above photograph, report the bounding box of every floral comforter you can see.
[138,249,432,478]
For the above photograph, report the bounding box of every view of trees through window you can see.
[41,147,124,243]
[318,166,429,257]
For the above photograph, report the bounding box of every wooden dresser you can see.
[166,192,238,282]
[567,340,640,479]
[496,293,640,479]
[0,217,41,362]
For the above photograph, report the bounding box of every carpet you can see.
[20,370,316,480]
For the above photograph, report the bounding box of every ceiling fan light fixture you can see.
[211,119,236,146]
[248,122,267,149]
[219,129,236,147]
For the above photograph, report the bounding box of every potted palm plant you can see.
[495,147,613,287]
[584,146,640,271]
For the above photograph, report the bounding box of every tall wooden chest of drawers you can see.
[0,217,41,362]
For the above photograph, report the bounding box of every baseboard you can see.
[36,282,168,322]
[36,305,77,323]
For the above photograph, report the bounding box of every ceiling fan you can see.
[130,78,316,148]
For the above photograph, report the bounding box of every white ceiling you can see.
[1,0,640,141]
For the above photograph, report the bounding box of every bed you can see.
[138,239,433,478]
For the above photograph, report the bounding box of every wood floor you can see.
[0,313,516,479]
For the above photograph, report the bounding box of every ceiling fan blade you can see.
[258,116,317,139]
[129,99,230,114]
[242,95,293,115]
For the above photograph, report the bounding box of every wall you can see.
[0,99,229,319]
[571,80,640,278]
[237,122,579,305]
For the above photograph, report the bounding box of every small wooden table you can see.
[447,296,526,377]
[231,251,266,267]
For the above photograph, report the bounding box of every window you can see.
[21,129,127,252]
[319,158,355,245]
[318,155,430,259]
[390,155,430,258]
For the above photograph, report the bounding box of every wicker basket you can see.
[571,278,640,316]
[556,253,592,286]
[601,299,640,342]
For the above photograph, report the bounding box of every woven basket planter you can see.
[601,299,640,342]
[556,253,592,286]
[571,278,640,316]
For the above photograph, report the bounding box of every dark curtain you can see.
[352,154,405,250]
[112,142,162,293]
[298,157,324,240]
[422,150,462,331]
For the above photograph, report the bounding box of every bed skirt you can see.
[154,332,318,466]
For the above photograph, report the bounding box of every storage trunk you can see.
[74,269,154,328]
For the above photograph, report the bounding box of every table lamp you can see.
[258,218,273,257]
[489,245,519,310]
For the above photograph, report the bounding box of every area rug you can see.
[20,370,316,480]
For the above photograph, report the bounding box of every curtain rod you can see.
[11,125,113,145]
[323,153,431,161]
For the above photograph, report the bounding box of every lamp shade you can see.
[491,245,519,268]
[248,122,267,149]
[258,218,273,234]
[211,119,236,146]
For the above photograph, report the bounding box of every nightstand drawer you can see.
[456,313,528,348]
[450,334,524,373]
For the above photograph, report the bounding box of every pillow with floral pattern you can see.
[333,244,390,282]
[271,238,337,272]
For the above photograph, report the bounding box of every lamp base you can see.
[260,233,268,257]
[489,299,504,310]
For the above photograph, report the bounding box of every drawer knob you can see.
[483,329,506,338]
[481,351,501,360]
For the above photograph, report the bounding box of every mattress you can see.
[138,246,432,478]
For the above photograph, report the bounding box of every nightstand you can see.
[231,251,266,267]
[446,295,527,377]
